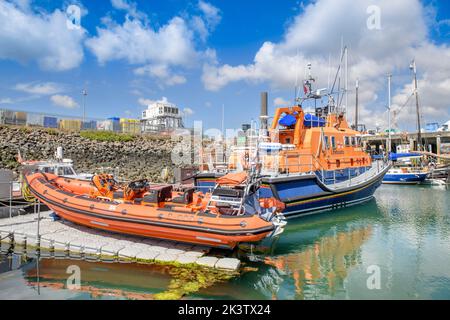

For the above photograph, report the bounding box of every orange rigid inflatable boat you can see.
[24,171,285,249]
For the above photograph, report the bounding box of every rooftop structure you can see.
[141,100,183,133]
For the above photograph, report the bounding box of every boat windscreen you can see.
[304,114,326,127]
[243,193,260,215]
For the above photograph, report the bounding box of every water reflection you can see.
[21,258,239,300]
[0,185,449,300]
[23,259,171,299]
[264,227,372,299]
[238,186,450,300]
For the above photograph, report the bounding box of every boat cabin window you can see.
[324,136,329,149]
[41,167,55,174]
[285,137,291,144]
[58,166,76,176]
[356,137,362,146]
[351,136,356,146]
[344,136,350,146]
[330,136,336,149]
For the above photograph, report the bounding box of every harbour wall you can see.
[0,126,179,182]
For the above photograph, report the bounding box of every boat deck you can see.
[326,160,390,191]
[0,211,241,272]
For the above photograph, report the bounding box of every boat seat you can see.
[171,188,195,204]
[218,207,236,216]
[143,193,158,203]
[212,187,244,198]
[216,204,244,216]
[144,185,173,203]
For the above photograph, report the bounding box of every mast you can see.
[327,54,331,92]
[355,78,359,130]
[295,49,299,102]
[410,60,422,151]
[387,74,392,153]
[345,46,348,120]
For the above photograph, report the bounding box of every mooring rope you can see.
[20,175,36,203]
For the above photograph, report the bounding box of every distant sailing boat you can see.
[383,61,429,185]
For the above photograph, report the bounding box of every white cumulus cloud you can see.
[50,95,79,109]
[274,97,291,106]
[134,64,186,86]
[182,107,194,116]
[86,14,198,86]
[86,17,197,66]
[0,1,86,71]
[191,0,221,42]
[198,0,221,29]
[14,82,65,95]
[88,1,222,86]
[138,96,170,106]
[111,0,132,11]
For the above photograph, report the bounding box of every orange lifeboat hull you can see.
[25,173,275,249]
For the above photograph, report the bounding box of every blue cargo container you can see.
[43,116,58,128]
[82,120,97,130]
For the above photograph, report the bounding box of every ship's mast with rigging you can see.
[410,60,422,151]
[387,74,392,153]
[355,79,359,130]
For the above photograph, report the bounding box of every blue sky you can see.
[0,0,449,131]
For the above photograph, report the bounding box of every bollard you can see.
[37,200,41,248]
[9,181,12,219]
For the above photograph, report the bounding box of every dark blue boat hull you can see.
[195,165,388,219]
[382,172,428,184]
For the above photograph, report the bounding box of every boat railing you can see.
[264,152,390,187]
[260,153,319,176]
[200,143,391,188]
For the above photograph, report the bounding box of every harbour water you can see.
[0,184,449,300]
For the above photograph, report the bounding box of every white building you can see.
[141,99,184,133]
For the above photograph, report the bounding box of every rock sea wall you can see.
[0,126,180,182]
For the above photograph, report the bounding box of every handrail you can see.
[200,141,391,188]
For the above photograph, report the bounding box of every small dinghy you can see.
[24,171,285,249]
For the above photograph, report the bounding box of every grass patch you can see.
[44,128,60,135]
[80,130,135,142]
[18,126,32,133]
